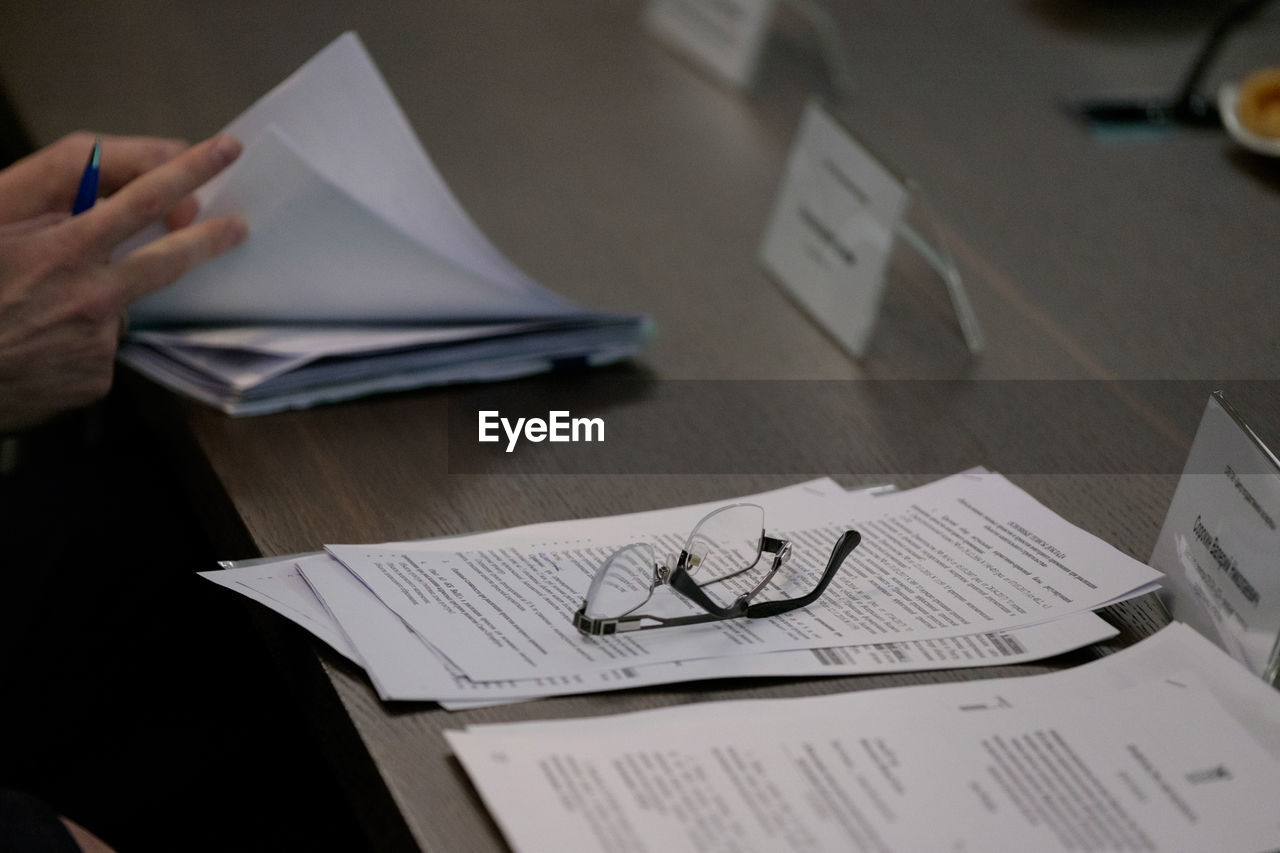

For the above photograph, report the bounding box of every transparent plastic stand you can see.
[894,184,985,356]
[1151,391,1280,691]
[761,101,984,359]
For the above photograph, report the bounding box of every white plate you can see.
[1219,82,1280,157]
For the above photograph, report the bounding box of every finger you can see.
[96,134,189,195]
[0,212,68,239]
[111,215,248,303]
[164,195,200,231]
[70,134,242,255]
[9,133,187,217]
[0,133,99,221]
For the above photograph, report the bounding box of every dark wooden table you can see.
[3,2,1278,849]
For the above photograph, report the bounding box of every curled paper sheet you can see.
[131,32,579,325]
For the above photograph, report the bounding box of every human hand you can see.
[0,132,206,230]
[0,134,247,432]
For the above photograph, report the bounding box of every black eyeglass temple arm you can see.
[746,529,860,619]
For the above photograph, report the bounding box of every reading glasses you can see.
[572,503,861,636]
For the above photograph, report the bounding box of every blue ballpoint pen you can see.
[71,137,101,215]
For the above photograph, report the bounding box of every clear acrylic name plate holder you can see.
[760,100,983,358]
[1151,391,1280,689]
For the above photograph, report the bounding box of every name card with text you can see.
[1151,391,1280,685]
[759,101,908,358]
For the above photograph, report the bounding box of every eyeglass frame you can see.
[572,509,862,636]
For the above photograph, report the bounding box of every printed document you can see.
[448,625,1280,853]
[116,32,647,414]
[327,472,1160,680]
[201,475,1120,705]
[297,552,1113,704]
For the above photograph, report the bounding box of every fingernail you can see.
[212,135,242,167]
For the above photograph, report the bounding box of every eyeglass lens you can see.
[581,542,658,620]
[681,504,768,608]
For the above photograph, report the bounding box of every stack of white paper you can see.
[117,33,649,415]
[201,470,1166,709]
[448,624,1280,852]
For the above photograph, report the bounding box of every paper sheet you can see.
[448,625,1280,853]
[131,123,571,324]
[201,475,1144,708]
[127,322,534,389]
[327,472,1161,681]
[209,478,1114,705]
[115,32,648,416]
[202,479,847,671]
[126,31,584,323]
[199,559,362,664]
[458,623,1280,757]
[297,551,1115,704]
[201,31,549,298]
[121,318,643,416]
